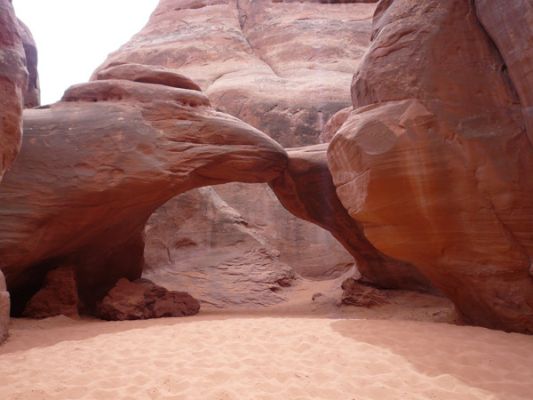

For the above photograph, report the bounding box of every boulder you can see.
[96,278,200,320]
[0,68,287,312]
[22,265,79,319]
[341,278,389,307]
[328,0,533,332]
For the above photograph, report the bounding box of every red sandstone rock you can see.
[270,144,433,292]
[96,278,200,320]
[328,0,533,333]
[22,265,79,319]
[0,68,287,312]
[0,0,27,181]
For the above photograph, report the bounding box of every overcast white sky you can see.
[13,0,159,104]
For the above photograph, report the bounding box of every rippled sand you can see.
[1,314,532,400]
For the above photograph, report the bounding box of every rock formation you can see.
[270,144,433,292]
[91,0,379,292]
[22,265,79,319]
[0,0,27,182]
[328,0,533,333]
[96,278,200,320]
[0,66,287,314]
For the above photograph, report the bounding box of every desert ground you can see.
[1,279,532,400]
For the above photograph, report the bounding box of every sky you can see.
[13,0,159,105]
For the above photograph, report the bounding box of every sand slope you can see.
[1,316,532,400]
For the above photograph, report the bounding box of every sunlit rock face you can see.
[0,70,287,313]
[328,0,533,333]
[92,0,381,288]
[0,0,27,182]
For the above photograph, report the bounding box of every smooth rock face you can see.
[0,0,27,181]
[0,69,287,311]
[96,278,200,320]
[329,0,533,332]
[0,270,9,343]
[270,144,433,292]
[22,265,79,319]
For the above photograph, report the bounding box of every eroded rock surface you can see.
[0,68,287,312]
[22,265,79,319]
[328,0,533,332]
[0,0,27,181]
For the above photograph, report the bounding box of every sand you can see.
[0,276,532,400]
[1,312,533,400]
